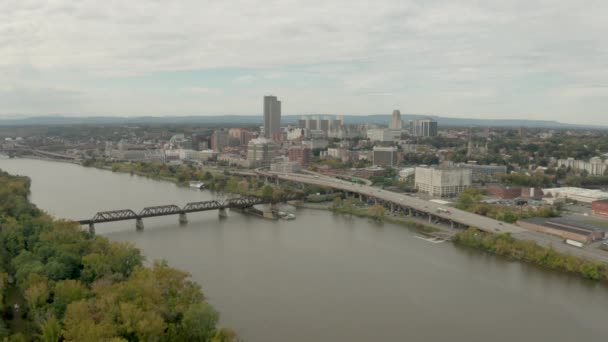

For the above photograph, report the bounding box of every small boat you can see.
[284,213,296,220]
[189,181,205,189]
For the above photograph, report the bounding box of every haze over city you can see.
[1,0,607,124]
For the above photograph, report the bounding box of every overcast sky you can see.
[1,0,607,124]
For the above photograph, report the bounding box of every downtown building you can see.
[410,118,438,137]
[288,145,313,166]
[414,166,472,197]
[372,146,398,167]
[247,137,279,168]
[263,95,282,139]
[389,109,402,130]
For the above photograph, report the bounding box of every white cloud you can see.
[0,0,607,123]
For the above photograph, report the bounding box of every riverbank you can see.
[454,228,608,281]
[292,198,454,239]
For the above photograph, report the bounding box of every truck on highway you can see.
[564,239,584,248]
[437,208,451,214]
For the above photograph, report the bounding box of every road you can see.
[262,171,608,264]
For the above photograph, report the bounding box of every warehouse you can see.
[592,199,608,219]
[517,217,605,243]
[542,187,608,205]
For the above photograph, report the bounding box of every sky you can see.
[1,0,607,124]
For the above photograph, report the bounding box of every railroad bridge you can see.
[78,194,300,233]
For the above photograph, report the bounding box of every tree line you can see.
[0,170,236,341]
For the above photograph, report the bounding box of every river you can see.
[1,158,608,341]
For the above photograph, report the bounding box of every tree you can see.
[260,185,273,200]
[53,280,88,318]
[179,303,219,341]
[331,197,343,210]
[369,204,386,221]
[39,316,61,342]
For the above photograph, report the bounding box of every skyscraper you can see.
[263,95,281,138]
[411,118,438,137]
[389,109,402,130]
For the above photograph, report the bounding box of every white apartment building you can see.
[367,129,399,142]
[557,157,608,176]
[415,167,472,197]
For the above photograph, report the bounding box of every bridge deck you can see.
[78,194,299,225]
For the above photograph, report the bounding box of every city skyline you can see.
[1,1,607,125]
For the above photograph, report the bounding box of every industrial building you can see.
[414,166,472,197]
[592,199,608,219]
[542,187,608,204]
[486,186,522,199]
[517,217,605,243]
[372,146,398,167]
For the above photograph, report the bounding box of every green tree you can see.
[260,185,273,200]
[369,204,386,221]
[39,316,61,342]
[179,303,219,341]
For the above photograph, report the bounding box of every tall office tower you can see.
[389,110,402,130]
[319,117,330,134]
[412,118,438,137]
[263,95,282,138]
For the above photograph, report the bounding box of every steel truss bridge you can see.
[78,194,301,232]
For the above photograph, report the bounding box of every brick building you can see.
[592,199,608,219]
[487,186,522,199]
[288,145,313,166]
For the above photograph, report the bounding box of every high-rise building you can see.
[389,110,402,130]
[411,118,438,137]
[263,95,281,139]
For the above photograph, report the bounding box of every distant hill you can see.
[0,114,602,129]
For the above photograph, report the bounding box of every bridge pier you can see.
[136,217,144,231]
[218,208,227,218]
[88,223,95,234]
[178,212,188,225]
[450,220,454,229]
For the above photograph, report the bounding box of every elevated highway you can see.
[258,171,608,264]
[261,170,524,234]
